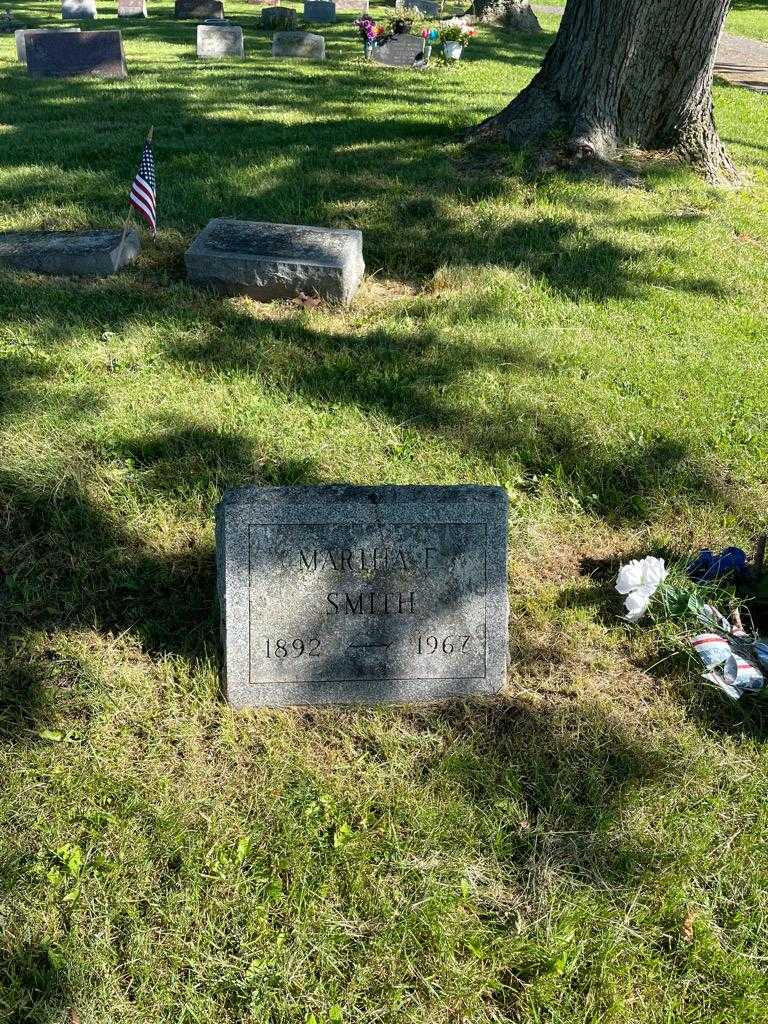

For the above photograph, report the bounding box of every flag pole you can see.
[117,126,154,263]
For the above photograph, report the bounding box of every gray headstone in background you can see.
[15,26,80,63]
[372,32,423,67]
[216,485,509,707]
[404,0,439,15]
[334,0,368,10]
[185,219,363,303]
[118,0,147,16]
[197,22,244,56]
[175,0,223,18]
[303,0,334,21]
[61,0,98,18]
[260,5,297,28]
[27,29,127,78]
[0,230,140,276]
[271,28,324,58]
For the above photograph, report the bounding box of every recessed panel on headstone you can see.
[61,0,98,18]
[197,22,244,56]
[372,32,423,67]
[0,229,140,276]
[216,485,509,707]
[185,219,361,302]
[271,28,324,58]
[16,26,80,63]
[303,0,334,21]
[26,29,127,78]
[175,0,224,18]
[118,0,147,16]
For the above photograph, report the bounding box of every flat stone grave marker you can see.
[271,28,324,58]
[16,26,80,63]
[303,0,334,22]
[372,32,424,67]
[175,0,224,18]
[27,29,127,78]
[61,0,98,18]
[0,229,140,276]
[260,5,297,28]
[118,0,147,16]
[197,22,244,56]
[216,485,509,707]
[185,219,362,302]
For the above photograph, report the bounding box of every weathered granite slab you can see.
[27,29,127,78]
[271,28,324,57]
[61,0,98,18]
[372,32,423,66]
[335,0,368,10]
[118,0,147,16]
[260,5,297,28]
[15,26,80,63]
[303,0,334,21]
[0,229,140,276]
[175,0,224,18]
[197,22,244,56]
[185,219,362,302]
[403,0,439,15]
[216,485,509,707]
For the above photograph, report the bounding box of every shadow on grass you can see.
[0,942,71,1024]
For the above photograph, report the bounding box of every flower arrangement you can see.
[354,15,380,42]
[615,543,768,701]
[438,17,476,46]
[421,26,439,45]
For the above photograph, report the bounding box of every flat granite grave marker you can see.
[175,0,224,18]
[185,219,362,301]
[118,0,147,16]
[216,485,509,707]
[0,229,140,276]
[260,5,297,28]
[303,0,334,22]
[61,0,98,18]
[372,32,423,67]
[271,28,324,57]
[16,26,80,63]
[27,29,127,78]
[197,22,244,56]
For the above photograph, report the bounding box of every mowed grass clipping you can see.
[2,3,768,1022]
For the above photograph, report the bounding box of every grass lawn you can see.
[727,0,768,41]
[2,3,768,1021]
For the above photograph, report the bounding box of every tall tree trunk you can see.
[470,0,736,181]
[470,0,542,32]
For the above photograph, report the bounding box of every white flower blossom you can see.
[615,556,667,622]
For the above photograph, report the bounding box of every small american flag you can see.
[129,138,156,236]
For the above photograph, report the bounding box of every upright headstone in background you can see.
[197,21,244,56]
[185,219,362,302]
[26,29,127,77]
[61,0,98,18]
[216,485,509,707]
[271,29,324,58]
[0,230,140,276]
[372,32,423,66]
[174,0,224,18]
[403,0,439,15]
[15,26,80,63]
[303,0,334,22]
[260,5,297,29]
[334,0,369,11]
[118,0,148,16]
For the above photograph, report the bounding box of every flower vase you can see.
[423,43,432,62]
[443,40,463,60]
[364,40,373,58]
